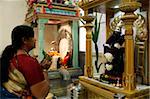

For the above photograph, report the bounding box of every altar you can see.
[25,1,83,96]
[25,1,80,64]
[79,76,150,98]
[78,0,150,98]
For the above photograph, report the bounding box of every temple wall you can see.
[0,0,27,55]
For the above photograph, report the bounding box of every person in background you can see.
[1,25,52,98]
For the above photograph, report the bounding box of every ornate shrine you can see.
[79,0,150,98]
[25,0,82,96]
[25,0,80,67]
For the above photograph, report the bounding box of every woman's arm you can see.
[30,79,50,99]
[18,56,51,98]
[30,59,51,99]
[30,59,52,99]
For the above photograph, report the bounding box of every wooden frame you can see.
[79,0,150,98]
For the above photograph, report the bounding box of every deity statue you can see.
[100,30,125,87]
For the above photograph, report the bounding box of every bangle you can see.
[43,69,47,72]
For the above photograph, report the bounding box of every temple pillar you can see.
[72,20,79,68]
[37,18,48,61]
[81,14,94,78]
[119,0,141,91]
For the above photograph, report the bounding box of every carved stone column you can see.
[119,0,141,91]
[81,15,94,78]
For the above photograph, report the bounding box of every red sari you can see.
[11,54,45,87]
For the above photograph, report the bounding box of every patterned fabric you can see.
[2,54,45,98]
[11,54,45,86]
[0,86,20,99]
[2,62,27,97]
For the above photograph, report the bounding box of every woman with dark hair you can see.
[1,25,51,98]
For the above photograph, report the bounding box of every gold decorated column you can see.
[119,0,141,91]
[81,15,94,78]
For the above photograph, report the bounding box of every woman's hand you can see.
[40,59,52,70]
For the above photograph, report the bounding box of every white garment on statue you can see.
[48,56,60,70]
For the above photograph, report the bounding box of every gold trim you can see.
[79,0,111,10]
[79,76,150,98]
